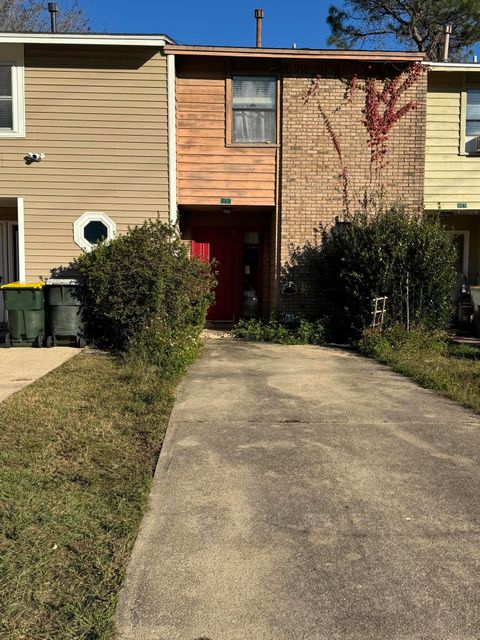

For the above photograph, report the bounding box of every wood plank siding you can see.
[425,70,480,210]
[0,44,169,279]
[176,58,276,207]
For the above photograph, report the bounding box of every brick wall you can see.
[278,60,427,316]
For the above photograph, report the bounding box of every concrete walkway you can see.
[0,347,78,402]
[116,339,480,640]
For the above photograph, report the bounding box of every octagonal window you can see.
[73,212,116,252]
[84,220,108,245]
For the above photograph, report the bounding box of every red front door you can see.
[192,227,244,321]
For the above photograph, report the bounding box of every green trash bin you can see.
[45,279,86,348]
[1,282,45,348]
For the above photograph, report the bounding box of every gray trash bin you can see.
[45,278,86,348]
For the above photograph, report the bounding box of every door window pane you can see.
[243,231,260,317]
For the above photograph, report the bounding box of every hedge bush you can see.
[318,207,457,340]
[233,317,326,345]
[71,220,214,372]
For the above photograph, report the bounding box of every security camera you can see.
[24,152,45,165]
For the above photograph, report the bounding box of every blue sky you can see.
[80,0,335,48]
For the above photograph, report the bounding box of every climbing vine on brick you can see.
[305,74,351,215]
[363,63,425,167]
[304,62,425,213]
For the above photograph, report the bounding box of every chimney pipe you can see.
[48,2,58,33]
[443,24,452,62]
[255,9,264,48]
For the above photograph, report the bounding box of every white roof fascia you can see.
[426,61,480,71]
[0,33,174,46]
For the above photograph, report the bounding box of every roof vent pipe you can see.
[255,9,264,48]
[443,24,452,62]
[48,3,58,33]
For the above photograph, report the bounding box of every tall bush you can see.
[319,207,456,339]
[71,220,214,369]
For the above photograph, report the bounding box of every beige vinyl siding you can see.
[0,44,168,279]
[425,70,480,210]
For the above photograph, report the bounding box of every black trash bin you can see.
[45,279,85,348]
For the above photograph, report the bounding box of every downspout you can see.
[167,53,177,227]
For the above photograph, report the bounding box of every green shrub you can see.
[319,207,457,340]
[359,324,448,362]
[233,317,326,345]
[71,220,214,371]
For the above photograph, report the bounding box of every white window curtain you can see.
[232,76,276,143]
[0,65,13,130]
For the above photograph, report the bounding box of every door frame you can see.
[448,230,470,276]
[0,196,25,282]
[6,220,18,282]
[191,225,265,321]
[0,222,7,287]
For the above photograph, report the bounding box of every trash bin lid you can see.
[45,278,79,286]
[0,281,44,289]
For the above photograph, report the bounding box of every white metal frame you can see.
[371,296,388,329]
[73,211,116,252]
[0,44,25,138]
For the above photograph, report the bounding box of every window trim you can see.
[73,211,116,252]
[458,74,480,156]
[226,74,279,147]
[0,44,25,138]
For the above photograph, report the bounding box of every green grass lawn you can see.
[0,351,176,640]
[360,327,480,414]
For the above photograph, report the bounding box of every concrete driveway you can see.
[116,339,480,640]
[0,347,78,402]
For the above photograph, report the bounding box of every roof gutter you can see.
[164,44,425,62]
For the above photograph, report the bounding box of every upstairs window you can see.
[0,65,13,130]
[465,89,480,153]
[0,44,25,137]
[232,76,276,144]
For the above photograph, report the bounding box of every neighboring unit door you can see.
[0,221,19,322]
[192,227,243,322]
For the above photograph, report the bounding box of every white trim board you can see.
[0,33,174,46]
[17,197,25,282]
[167,53,177,227]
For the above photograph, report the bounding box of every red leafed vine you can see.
[304,62,425,214]
[363,63,425,167]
